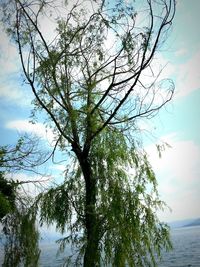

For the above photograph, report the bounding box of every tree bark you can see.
[74,146,100,266]
[83,171,99,267]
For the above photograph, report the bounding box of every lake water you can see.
[1,226,200,266]
[159,226,200,267]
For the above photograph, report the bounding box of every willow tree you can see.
[1,0,175,266]
[0,141,42,267]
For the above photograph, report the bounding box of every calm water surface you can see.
[39,226,200,266]
[159,226,200,267]
[1,226,200,266]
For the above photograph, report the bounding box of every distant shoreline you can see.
[167,217,200,229]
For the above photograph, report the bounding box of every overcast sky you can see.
[0,0,200,222]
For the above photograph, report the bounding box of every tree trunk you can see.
[75,148,100,267]
[83,174,100,267]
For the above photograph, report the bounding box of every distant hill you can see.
[183,218,200,227]
[168,218,196,229]
[167,218,200,228]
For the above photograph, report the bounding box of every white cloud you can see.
[5,119,55,144]
[0,27,20,75]
[137,44,199,103]
[51,164,66,172]
[6,172,51,197]
[0,26,33,107]
[175,48,188,57]
[174,50,200,99]
[0,82,32,107]
[146,134,200,221]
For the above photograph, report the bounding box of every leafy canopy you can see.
[38,129,172,266]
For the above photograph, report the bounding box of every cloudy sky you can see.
[0,0,200,222]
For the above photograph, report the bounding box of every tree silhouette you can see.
[1,0,175,266]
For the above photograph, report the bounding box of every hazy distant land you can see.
[183,218,200,228]
[168,218,200,229]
